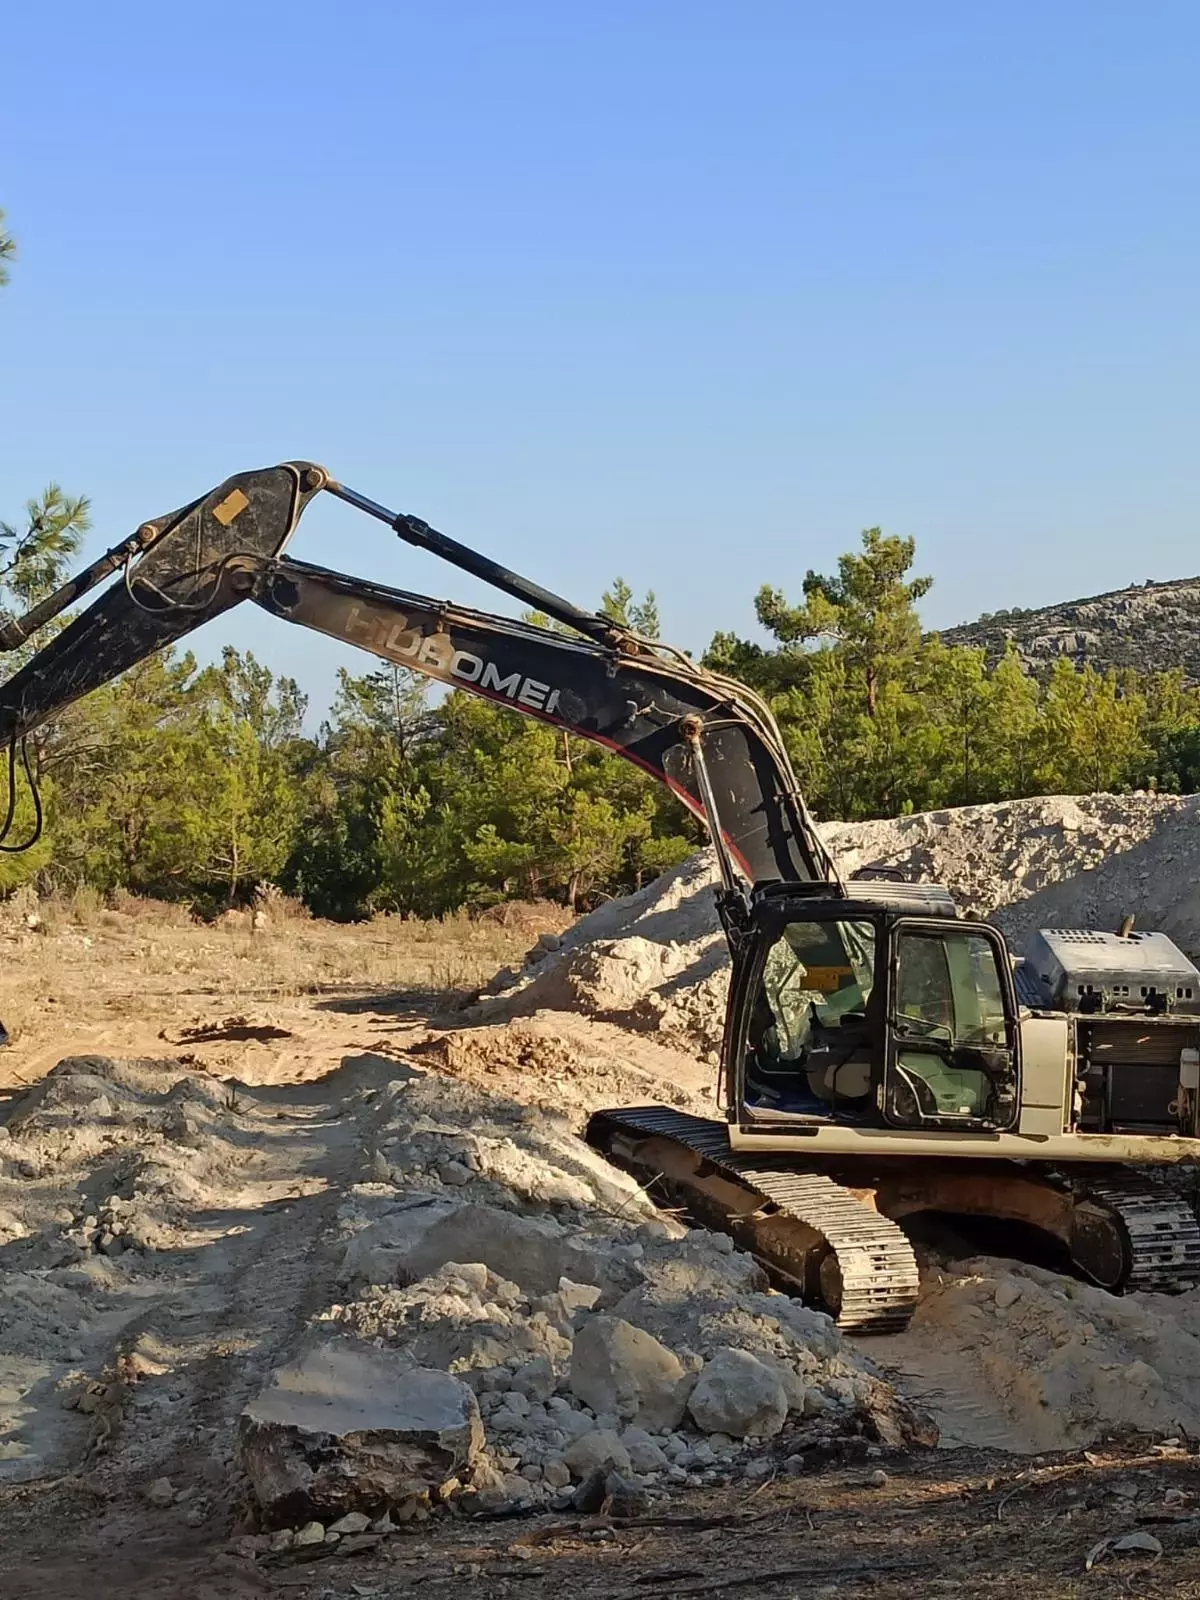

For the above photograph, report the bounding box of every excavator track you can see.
[587,1106,919,1335]
[1061,1172,1200,1294]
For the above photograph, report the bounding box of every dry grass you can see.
[0,892,565,1069]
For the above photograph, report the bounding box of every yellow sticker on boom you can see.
[803,965,853,993]
[212,488,250,526]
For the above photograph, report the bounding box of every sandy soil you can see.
[3,900,1200,1599]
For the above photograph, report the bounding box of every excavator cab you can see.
[728,892,1021,1134]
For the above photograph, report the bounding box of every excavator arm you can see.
[0,461,840,892]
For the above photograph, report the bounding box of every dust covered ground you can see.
[4,844,1200,1599]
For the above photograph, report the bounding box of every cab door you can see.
[881,919,1020,1131]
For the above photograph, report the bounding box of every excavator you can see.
[2,459,1200,1334]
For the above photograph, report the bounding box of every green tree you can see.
[756,529,931,717]
[1036,661,1149,793]
[980,646,1042,798]
[602,576,660,638]
[284,665,434,918]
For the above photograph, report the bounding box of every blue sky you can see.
[3,1,1198,721]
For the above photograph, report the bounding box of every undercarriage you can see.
[587,1106,1200,1334]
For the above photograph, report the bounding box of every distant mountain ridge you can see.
[939,576,1200,683]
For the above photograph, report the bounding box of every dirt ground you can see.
[3,901,1200,1599]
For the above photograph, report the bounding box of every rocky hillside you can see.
[939,576,1200,680]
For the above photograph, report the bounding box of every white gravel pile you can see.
[473,792,1200,1054]
[0,1052,924,1526]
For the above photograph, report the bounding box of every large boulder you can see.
[687,1348,789,1440]
[238,1340,483,1525]
[568,1315,694,1429]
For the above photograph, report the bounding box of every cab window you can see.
[895,931,1008,1047]
[746,918,877,1115]
[889,929,1014,1126]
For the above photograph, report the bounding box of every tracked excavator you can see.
[2,460,1200,1334]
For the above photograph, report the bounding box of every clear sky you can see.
[2,1,1198,721]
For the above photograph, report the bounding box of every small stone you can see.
[268,1528,294,1552]
[145,1477,175,1508]
[1112,1531,1163,1557]
[562,1428,630,1479]
[741,1459,773,1482]
[561,1410,596,1440]
[501,1390,531,1417]
[512,1356,556,1403]
[520,1463,543,1482]
[571,1468,609,1513]
[445,1262,489,1294]
[489,1407,528,1435]
[436,1160,474,1187]
[688,1349,788,1440]
[557,1278,602,1315]
[336,1534,381,1556]
[543,1458,571,1489]
[604,1470,649,1515]
[867,1468,889,1487]
[293,1521,325,1547]
[502,1472,533,1503]
[185,1506,208,1528]
[369,1512,395,1533]
[324,1530,340,1545]
[994,1280,1022,1310]
[328,1511,371,1535]
[622,1427,669,1473]
[784,1454,807,1478]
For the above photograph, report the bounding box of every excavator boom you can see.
[0,462,838,890]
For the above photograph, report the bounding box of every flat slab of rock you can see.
[239,1339,482,1525]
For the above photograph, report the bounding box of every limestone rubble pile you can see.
[0,1052,925,1522]
[310,1071,933,1514]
